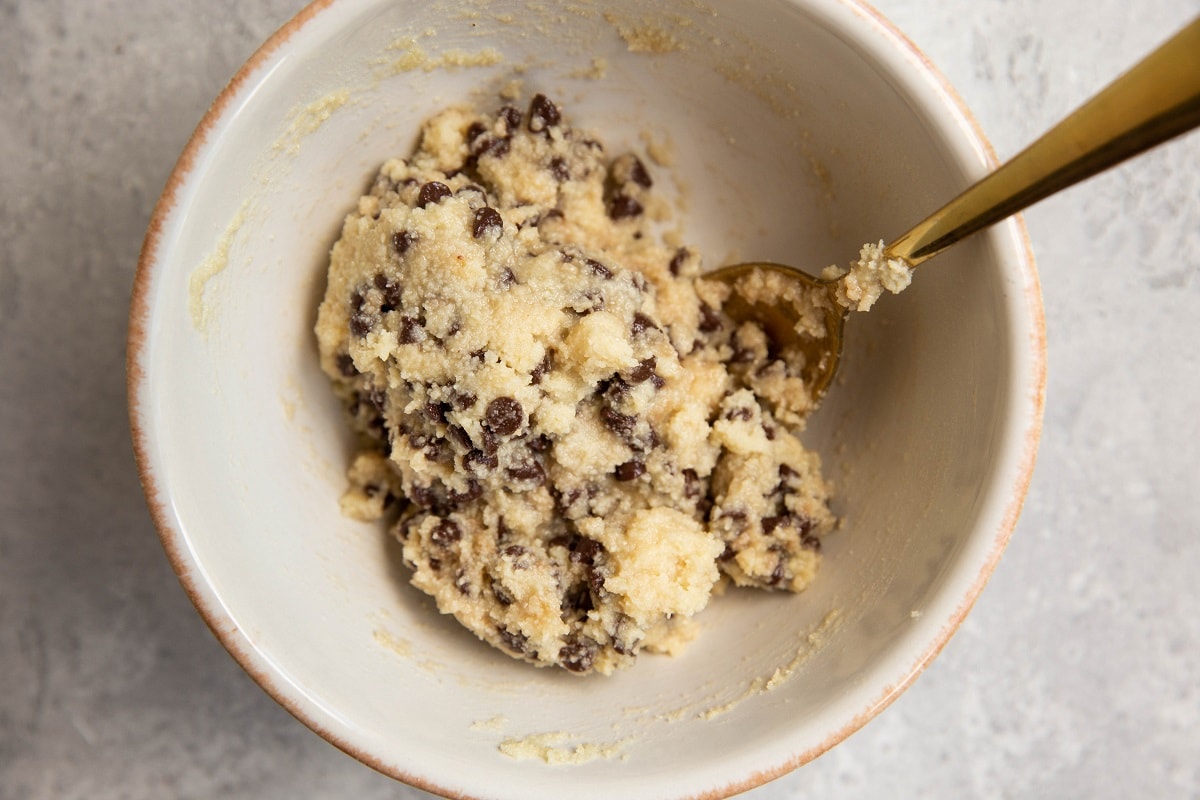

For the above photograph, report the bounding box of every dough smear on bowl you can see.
[316,95,836,675]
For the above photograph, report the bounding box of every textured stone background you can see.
[2,1,1198,797]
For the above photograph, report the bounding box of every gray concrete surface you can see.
[2,1,1198,797]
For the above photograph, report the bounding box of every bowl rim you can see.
[126,0,1046,796]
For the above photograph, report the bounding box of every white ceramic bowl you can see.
[129,1,1045,797]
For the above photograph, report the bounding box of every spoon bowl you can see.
[711,16,1200,401]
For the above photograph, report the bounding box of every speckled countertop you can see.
[2,1,1198,797]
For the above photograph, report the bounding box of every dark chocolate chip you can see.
[485,396,524,436]
[499,105,523,134]
[502,544,531,569]
[586,258,613,279]
[572,537,602,566]
[625,357,657,385]
[430,519,462,547]
[559,638,598,673]
[497,627,530,655]
[393,230,416,256]
[399,316,423,344]
[506,460,545,485]
[464,449,498,472]
[608,193,643,220]
[492,581,515,606]
[465,121,487,143]
[725,407,753,421]
[349,312,376,338]
[627,156,652,188]
[531,350,554,385]
[549,157,569,181]
[600,407,637,438]
[335,353,357,377]
[471,134,510,159]
[669,247,688,276]
[527,434,551,454]
[470,348,487,362]
[453,392,477,410]
[447,480,482,506]
[614,460,645,481]
[779,463,799,479]
[630,312,657,336]
[424,402,448,424]
[802,534,822,552]
[698,303,722,332]
[761,515,787,535]
[473,206,503,239]
[417,181,452,208]
[527,93,560,133]
[447,425,472,450]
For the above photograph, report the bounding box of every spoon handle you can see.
[888,16,1200,266]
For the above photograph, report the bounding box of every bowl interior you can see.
[132,1,1042,797]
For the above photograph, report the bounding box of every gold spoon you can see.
[710,16,1200,403]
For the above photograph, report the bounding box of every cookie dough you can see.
[316,95,835,675]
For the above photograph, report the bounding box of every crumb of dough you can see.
[823,239,914,312]
[315,95,835,675]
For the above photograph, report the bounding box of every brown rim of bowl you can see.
[126,0,1046,798]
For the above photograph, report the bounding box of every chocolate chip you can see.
[627,156,652,188]
[447,480,482,506]
[408,484,436,510]
[527,434,551,453]
[669,247,688,276]
[682,468,701,499]
[586,258,613,279]
[453,392,477,410]
[770,560,787,586]
[630,312,657,336]
[572,537,602,566]
[473,135,510,159]
[499,105,522,134]
[559,638,598,673]
[392,230,416,256]
[506,460,545,485]
[531,350,554,385]
[485,396,524,436]
[698,303,722,332]
[455,569,472,595]
[802,534,822,552]
[608,193,643,220]
[725,407,753,422]
[601,407,637,438]
[764,425,776,440]
[473,206,503,239]
[335,353,357,377]
[399,316,424,344]
[549,157,569,181]
[424,402,448,424]
[375,273,403,311]
[626,357,657,385]
[497,627,530,655]
[464,449,498,472]
[417,181,452,208]
[492,581,515,606]
[465,121,487,143]
[349,312,376,338]
[614,460,645,481]
[502,544,531,569]
[779,463,799,480]
[470,348,487,362]
[528,93,560,133]
[430,519,462,547]
[498,267,516,288]
[761,515,787,535]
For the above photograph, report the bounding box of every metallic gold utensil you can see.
[710,16,1200,403]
